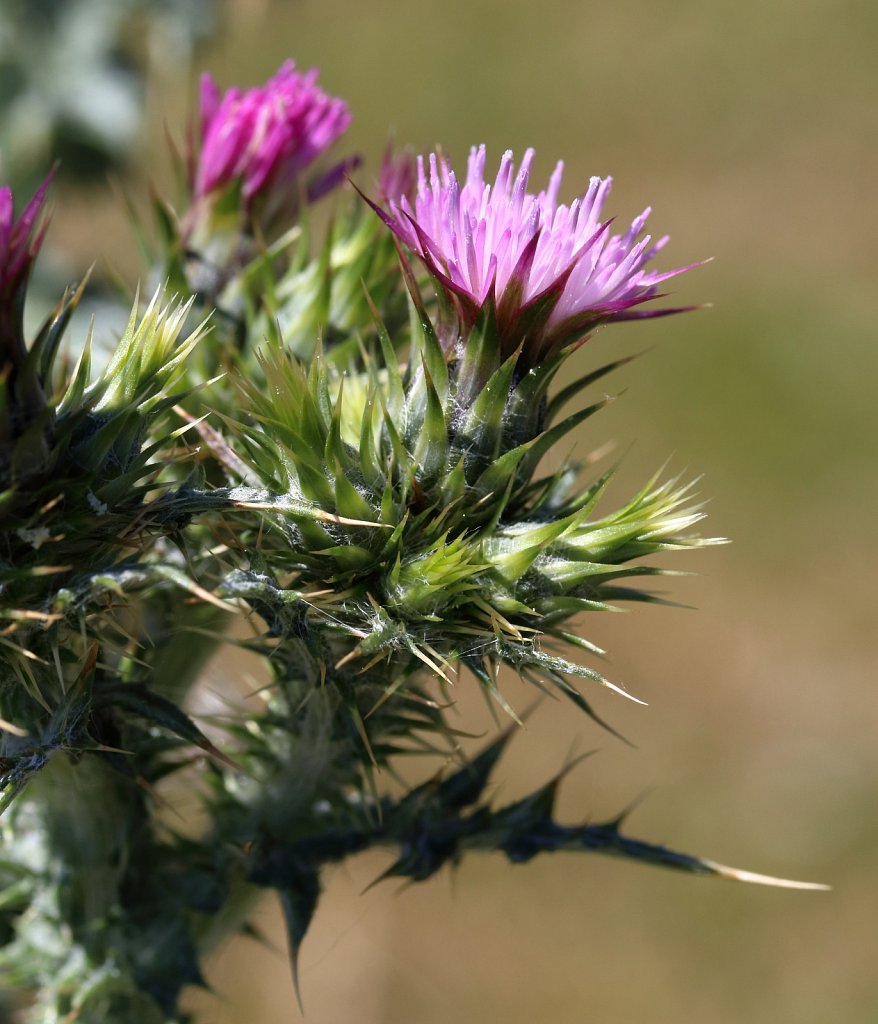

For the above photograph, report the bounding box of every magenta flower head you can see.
[376,145,698,366]
[193,60,354,225]
[1,174,52,371]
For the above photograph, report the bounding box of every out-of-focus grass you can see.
[46,0,878,1020]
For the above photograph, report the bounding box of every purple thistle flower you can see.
[0,176,51,300]
[376,145,699,363]
[194,60,352,213]
[1,174,52,371]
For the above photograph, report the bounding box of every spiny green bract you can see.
[140,178,406,378]
[222,291,716,725]
[0,286,220,785]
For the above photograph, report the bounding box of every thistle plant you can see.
[0,61,824,1023]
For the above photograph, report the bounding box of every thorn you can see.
[361,860,398,895]
[599,787,653,833]
[703,860,831,891]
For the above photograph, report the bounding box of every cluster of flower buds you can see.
[0,56,822,1024]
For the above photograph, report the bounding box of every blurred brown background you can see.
[23,0,878,1020]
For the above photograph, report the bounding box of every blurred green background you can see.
[5,0,877,1020]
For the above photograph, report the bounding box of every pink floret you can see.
[194,61,351,207]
